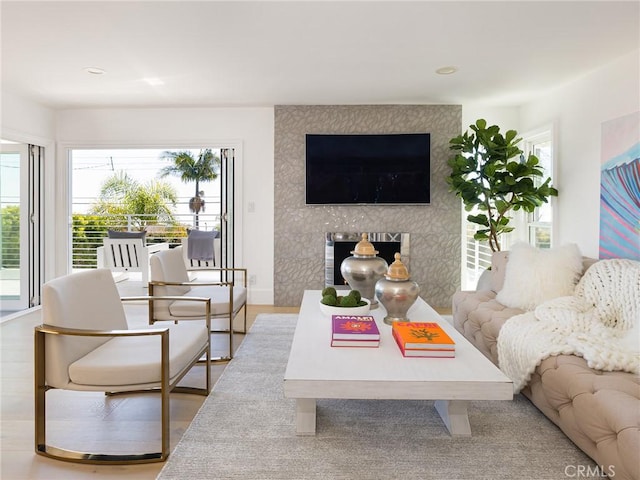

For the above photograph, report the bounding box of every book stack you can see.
[331,315,380,347]
[392,322,456,357]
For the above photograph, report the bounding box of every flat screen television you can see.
[305,133,431,205]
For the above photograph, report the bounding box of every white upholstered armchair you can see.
[35,268,211,464]
[149,246,248,361]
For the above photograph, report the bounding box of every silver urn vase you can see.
[375,253,420,325]
[340,233,388,309]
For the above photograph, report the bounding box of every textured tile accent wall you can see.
[274,105,461,308]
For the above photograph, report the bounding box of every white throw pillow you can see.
[496,243,583,311]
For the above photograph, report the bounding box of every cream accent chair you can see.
[97,238,169,285]
[149,246,248,361]
[35,268,212,464]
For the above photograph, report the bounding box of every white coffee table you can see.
[283,290,513,436]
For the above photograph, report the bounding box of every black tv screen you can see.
[305,133,431,205]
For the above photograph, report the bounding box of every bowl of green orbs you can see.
[319,287,370,317]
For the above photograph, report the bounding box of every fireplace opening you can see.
[325,232,410,288]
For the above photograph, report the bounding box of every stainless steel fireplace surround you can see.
[325,232,410,288]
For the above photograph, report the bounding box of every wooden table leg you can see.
[434,400,471,437]
[295,398,316,436]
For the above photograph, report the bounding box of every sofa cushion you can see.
[452,290,525,364]
[68,323,208,387]
[496,242,583,310]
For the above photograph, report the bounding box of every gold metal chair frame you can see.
[149,267,248,362]
[34,296,212,465]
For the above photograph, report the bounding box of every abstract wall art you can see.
[599,111,640,260]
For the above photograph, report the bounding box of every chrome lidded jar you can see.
[340,233,388,309]
[375,252,420,325]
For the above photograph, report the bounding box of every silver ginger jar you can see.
[340,233,388,309]
[375,253,420,325]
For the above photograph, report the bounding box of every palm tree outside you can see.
[159,149,220,229]
[90,171,178,230]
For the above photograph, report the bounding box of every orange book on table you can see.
[391,322,455,351]
[392,330,455,357]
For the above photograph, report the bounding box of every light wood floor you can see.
[0,289,298,480]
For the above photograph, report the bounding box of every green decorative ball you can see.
[321,294,337,306]
[322,286,337,298]
[339,295,357,307]
[348,290,362,302]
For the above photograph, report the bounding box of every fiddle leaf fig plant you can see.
[447,119,558,252]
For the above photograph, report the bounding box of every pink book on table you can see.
[332,315,380,340]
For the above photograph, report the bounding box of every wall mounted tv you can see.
[305,133,431,205]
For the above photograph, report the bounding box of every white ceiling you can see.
[1,1,638,109]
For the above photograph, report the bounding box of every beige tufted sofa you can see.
[453,252,640,480]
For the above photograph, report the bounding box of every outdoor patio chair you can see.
[149,246,248,361]
[181,230,222,270]
[35,268,211,464]
[97,237,169,285]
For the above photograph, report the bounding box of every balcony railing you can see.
[72,212,221,269]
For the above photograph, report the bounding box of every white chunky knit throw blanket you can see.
[498,259,640,393]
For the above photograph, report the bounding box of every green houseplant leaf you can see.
[447,119,558,252]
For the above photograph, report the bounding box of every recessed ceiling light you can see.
[436,66,458,75]
[84,67,106,75]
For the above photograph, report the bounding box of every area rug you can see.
[158,314,596,480]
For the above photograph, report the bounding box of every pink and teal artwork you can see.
[599,112,640,260]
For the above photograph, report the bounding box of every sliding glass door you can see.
[1,143,29,311]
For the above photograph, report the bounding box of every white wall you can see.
[1,89,55,143]
[55,107,275,304]
[461,106,520,134]
[518,50,640,258]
